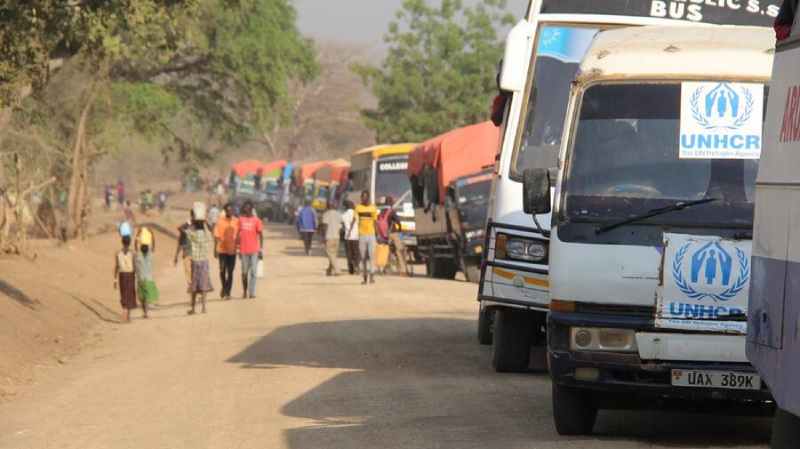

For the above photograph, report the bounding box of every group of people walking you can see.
[114,199,265,321]
[295,190,408,285]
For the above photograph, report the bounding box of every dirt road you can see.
[0,224,771,448]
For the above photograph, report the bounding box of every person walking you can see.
[113,236,138,323]
[173,213,193,292]
[383,196,408,276]
[237,201,264,299]
[355,190,378,285]
[214,204,239,300]
[104,185,113,210]
[341,200,360,275]
[296,201,317,256]
[116,180,126,206]
[136,243,158,317]
[186,203,214,315]
[321,202,343,276]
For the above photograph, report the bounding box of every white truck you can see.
[521,26,774,435]
[480,0,782,373]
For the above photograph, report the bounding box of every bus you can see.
[350,144,418,250]
[480,0,781,373]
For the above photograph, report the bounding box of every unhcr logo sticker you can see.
[679,82,764,160]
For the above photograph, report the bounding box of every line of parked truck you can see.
[229,0,800,443]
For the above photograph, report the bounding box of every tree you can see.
[1,0,319,241]
[355,0,514,143]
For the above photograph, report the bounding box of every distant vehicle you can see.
[529,26,774,436]
[748,1,800,447]
[480,0,783,375]
[408,121,498,282]
[349,144,418,253]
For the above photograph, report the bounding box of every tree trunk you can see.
[66,84,97,239]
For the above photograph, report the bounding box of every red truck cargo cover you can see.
[314,159,351,184]
[232,160,264,177]
[295,161,329,187]
[409,121,500,204]
[260,160,288,179]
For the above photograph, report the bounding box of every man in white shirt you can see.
[340,200,360,275]
[322,202,343,276]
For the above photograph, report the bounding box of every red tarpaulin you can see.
[261,160,288,179]
[232,160,264,177]
[408,121,500,204]
[295,161,328,187]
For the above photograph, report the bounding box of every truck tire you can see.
[437,259,458,279]
[462,258,481,283]
[772,408,800,449]
[552,384,597,436]
[477,307,494,345]
[492,308,532,372]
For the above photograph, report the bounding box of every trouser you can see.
[345,240,360,274]
[359,236,377,276]
[325,239,340,275]
[218,254,236,297]
[301,231,314,255]
[389,233,408,275]
[240,253,259,297]
[182,255,192,289]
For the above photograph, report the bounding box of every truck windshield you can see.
[458,180,491,228]
[375,157,411,205]
[562,83,762,229]
[511,25,600,177]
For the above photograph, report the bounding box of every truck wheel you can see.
[492,308,532,372]
[772,408,800,449]
[477,306,494,345]
[552,384,597,436]
[462,258,481,283]
[438,260,458,279]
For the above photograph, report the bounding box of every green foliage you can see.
[110,82,181,138]
[355,0,513,143]
[182,0,318,140]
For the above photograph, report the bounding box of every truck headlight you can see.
[505,238,547,263]
[570,328,638,353]
[465,229,484,241]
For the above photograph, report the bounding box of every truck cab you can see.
[748,1,800,447]
[525,26,775,435]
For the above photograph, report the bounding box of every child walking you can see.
[136,243,159,317]
[187,202,214,315]
[114,236,139,322]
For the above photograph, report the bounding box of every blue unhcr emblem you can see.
[672,242,749,302]
[690,83,754,130]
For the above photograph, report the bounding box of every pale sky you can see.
[295,0,529,52]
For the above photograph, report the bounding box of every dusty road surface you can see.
[0,224,771,449]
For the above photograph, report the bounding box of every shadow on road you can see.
[0,278,39,309]
[226,318,770,448]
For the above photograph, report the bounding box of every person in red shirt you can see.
[236,201,264,299]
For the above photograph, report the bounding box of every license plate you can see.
[671,369,760,390]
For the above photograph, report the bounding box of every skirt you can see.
[189,260,214,294]
[138,280,160,304]
[118,272,138,310]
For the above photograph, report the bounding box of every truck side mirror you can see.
[499,20,535,93]
[523,168,551,215]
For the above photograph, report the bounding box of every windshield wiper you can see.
[595,198,718,235]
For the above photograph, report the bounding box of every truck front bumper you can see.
[549,311,773,407]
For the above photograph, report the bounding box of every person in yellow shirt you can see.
[355,190,378,285]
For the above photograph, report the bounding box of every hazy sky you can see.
[295,0,529,52]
